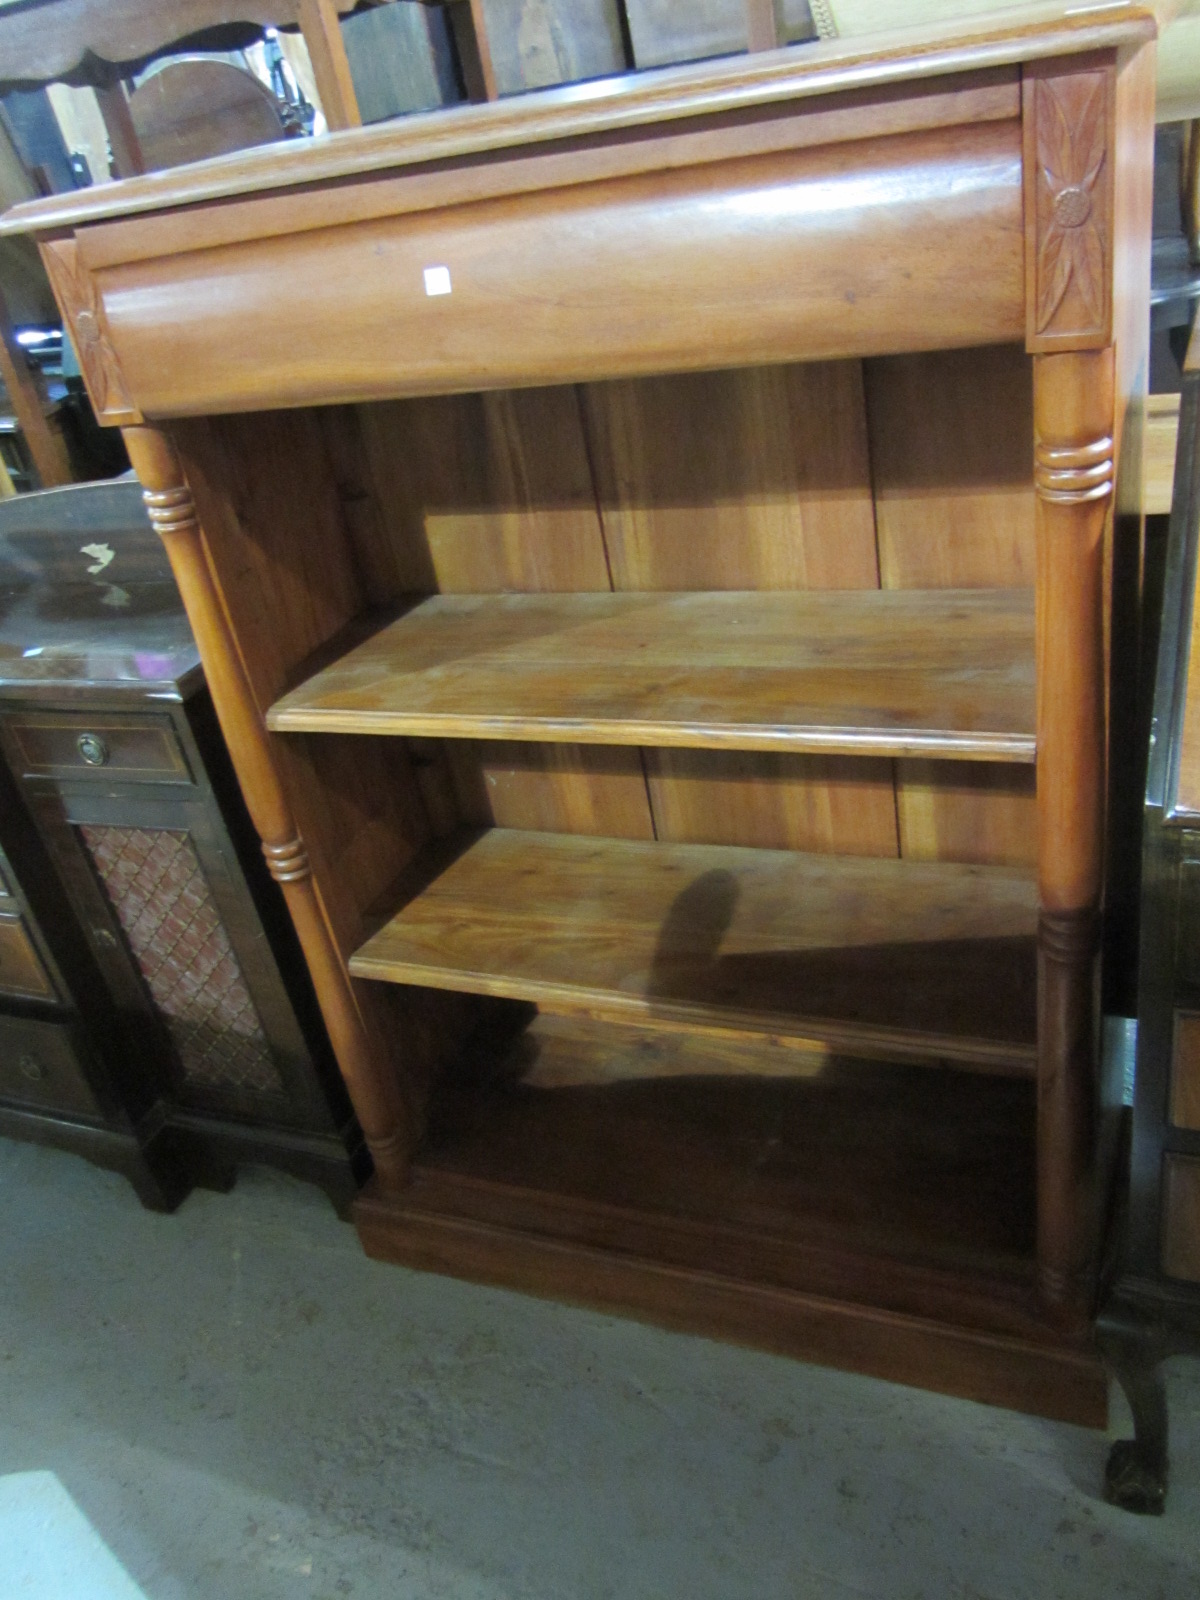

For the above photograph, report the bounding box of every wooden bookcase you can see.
[1,4,1157,1426]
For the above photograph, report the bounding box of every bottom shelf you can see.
[356,1015,1107,1426]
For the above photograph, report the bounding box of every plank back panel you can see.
[581,361,897,854]
[333,387,654,840]
[864,344,1037,865]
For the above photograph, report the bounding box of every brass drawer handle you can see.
[76,734,109,767]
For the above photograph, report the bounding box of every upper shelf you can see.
[267,588,1036,762]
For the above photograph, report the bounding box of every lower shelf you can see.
[351,828,1039,1073]
[356,1015,1104,1426]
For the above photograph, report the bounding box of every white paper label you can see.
[423,266,452,297]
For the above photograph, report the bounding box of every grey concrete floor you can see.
[1,1137,1199,1600]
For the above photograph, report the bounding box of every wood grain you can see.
[625,0,814,66]
[582,359,899,854]
[297,0,362,129]
[866,345,1036,590]
[439,740,655,840]
[1033,346,1114,1322]
[0,3,1151,235]
[79,122,1024,419]
[893,760,1038,868]
[866,344,1038,864]
[128,60,285,172]
[327,387,653,843]
[640,749,898,856]
[423,1016,1038,1278]
[1023,57,1115,353]
[268,588,1037,760]
[471,0,626,95]
[351,828,1038,1072]
[346,388,611,597]
[357,1187,1107,1425]
[72,72,1020,272]
[1034,347,1113,914]
[584,363,879,592]
[39,238,141,428]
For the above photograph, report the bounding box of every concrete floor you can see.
[1,1139,1199,1600]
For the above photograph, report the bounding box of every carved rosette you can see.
[1024,66,1114,351]
[40,238,141,425]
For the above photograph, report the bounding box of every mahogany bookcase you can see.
[1,3,1157,1428]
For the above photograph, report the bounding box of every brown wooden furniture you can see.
[1,5,1158,1427]
[0,478,364,1207]
[0,0,366,140]
[127,59,287,172]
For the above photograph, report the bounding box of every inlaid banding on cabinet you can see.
[1033,435,1114,503]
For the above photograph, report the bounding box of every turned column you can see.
[123,425,411,1187]
[1033,347,1114,1323]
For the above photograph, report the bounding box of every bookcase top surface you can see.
[0,1,1154,238]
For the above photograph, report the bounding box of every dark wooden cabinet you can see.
[1100,335,1200,1513]
[0,478,365,1208]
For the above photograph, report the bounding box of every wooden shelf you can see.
[355,1012,1107,1427]
[268,589,1036,761]
[351,829,1038,1073]
[411,1013,1038,1291]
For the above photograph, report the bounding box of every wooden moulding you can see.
[121,425,413,1187]
[267,589,1037,761]
[355,1193,1108,1426]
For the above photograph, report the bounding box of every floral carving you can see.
[40,239,140,424]
[1033,74,1109,337]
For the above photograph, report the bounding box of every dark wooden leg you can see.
[1097,1302,1169,1514]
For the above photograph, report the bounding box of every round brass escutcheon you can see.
[76,733,109,767]
[19,1054,45,1082]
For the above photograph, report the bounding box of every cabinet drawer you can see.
[0,1014,100,1118]
[0,912,55,1001]
[4,713,192,784]
[1163,1155,1200,1283]
[1171,1012,1200,1131]
[92,118,1024,417]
